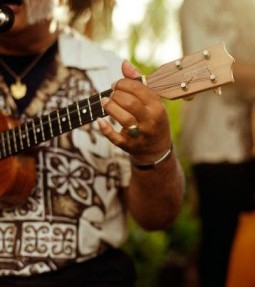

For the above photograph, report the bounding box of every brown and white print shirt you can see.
[0,33,131,276]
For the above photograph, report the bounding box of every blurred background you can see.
[69,0,200,286]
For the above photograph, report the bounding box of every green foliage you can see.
[124,202,200,287]
[123,218,169,287]
[167,202,200,257]
[128,0,169,63]
[165,99,183,145]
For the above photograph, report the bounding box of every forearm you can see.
[98,61,185,230]
[125,150,184,231]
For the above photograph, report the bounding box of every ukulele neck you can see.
[0,89,112,159]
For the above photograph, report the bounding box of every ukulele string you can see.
[2,97,110,144]
[147,55,208,92]
[147,55,203,83]
[4,78,212,146]
[152,71,211,93]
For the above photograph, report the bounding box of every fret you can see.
[68,103,81,129]
[48,114,54,138]
[26,121,36,147]
[66,106,72,130]
[32,119,38,144]
[50,110,61,137]
[6,130,12,155]
[90,94,105,119]
[58,108,70,134]
[12,128,18,153]
[39,116,45,141]
[76,101,82,126]
[25,122,31,147]
[98,92,106,117]
[88,97,93,121]
[21,124,30,150]
[13,127,21,152]
[79,98,91,125]
[18,126,24,150]
[33,117,43,144]
[56,110,62,134]
[1,132,6,157]
[40,114,51,141]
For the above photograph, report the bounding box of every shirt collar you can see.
[58,30,108,70]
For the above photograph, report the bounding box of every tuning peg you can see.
[214,87,222,95]
[210,74,217,83]
[203,50,210,59]
[180,82,188,90]
[175,60,182,70]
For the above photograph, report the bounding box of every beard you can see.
[24,0,55,24]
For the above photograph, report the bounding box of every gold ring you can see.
[128,124,140,138]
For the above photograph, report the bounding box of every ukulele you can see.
[0,42,234,209]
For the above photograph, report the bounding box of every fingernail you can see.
[124,59,133,69]
[124,60,140,78]
[97,118,107,128]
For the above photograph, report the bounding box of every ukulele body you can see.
[0,113,36,209]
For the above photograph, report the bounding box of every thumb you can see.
[122,60,141,79]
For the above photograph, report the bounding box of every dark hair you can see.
[68,0,92,14]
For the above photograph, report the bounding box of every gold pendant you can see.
[10,81,27,100]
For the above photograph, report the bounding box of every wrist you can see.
[130,144,173,171]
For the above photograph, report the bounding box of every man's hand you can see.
[97,60,172,164]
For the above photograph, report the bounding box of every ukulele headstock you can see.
[146,42,235,100]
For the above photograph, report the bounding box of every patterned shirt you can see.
[0,31,131,276]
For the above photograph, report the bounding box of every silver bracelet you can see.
[131,145,173,171]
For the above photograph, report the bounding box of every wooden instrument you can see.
[0,43,234,208]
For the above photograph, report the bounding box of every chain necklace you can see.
[0,51,46,100]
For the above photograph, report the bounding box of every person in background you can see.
[0,0,184,286]
[179,1,255,287]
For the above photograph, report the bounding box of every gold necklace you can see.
[0,52,46,100]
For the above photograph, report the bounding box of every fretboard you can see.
[0,89,112,160]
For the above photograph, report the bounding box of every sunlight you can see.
[111,0,184,64]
